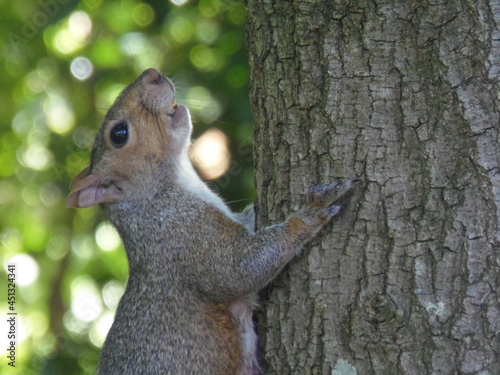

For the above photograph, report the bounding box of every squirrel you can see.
[66,68,357,375]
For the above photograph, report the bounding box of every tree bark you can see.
[246,1,500,374]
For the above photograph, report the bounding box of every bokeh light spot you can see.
[120,32,147,55]
[169,17,194,44]
[190,45,215,71]
[95,222,121,252]
[133,4,154,27]
[190,129,230,180]
[170,0,189,5]
[54,28,79,55]
[185,86,222,123]
[39,183,62,206]
[71,234,97,260]
[227,3,246,25]
[1,229,22,254]
[44,94,75,135]
[53,11,92,55]
[89,310,114,347]
[71,277,103,322]
[69,11,92,40]
[70,56,94,81]
[195,20,220,44]
[102,280,125,309]
[21,144,54,171]
[5,254,40,286]
[199,0,220,17]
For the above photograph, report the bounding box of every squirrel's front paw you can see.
[307,179,358,207]
[303,178,358,224]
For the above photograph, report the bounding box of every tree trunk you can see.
[246,1,500,374]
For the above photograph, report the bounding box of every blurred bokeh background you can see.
[0,0,253,373]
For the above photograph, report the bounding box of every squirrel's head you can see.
[66,68,192,208]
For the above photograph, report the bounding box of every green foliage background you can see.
[0,0,252,373]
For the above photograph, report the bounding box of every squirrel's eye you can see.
[109,122,129,148]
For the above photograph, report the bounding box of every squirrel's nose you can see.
[141,68,175,93]
[142,68,164,85]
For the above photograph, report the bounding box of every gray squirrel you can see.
[66,68,357,374]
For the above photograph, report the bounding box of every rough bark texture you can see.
[246,0,500,374]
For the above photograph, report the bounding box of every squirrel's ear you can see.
[66,167,123,208]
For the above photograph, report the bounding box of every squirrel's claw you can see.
[307,178,358,208]
[299,179,358,226]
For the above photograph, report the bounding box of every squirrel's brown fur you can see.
[67,68,356,374]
